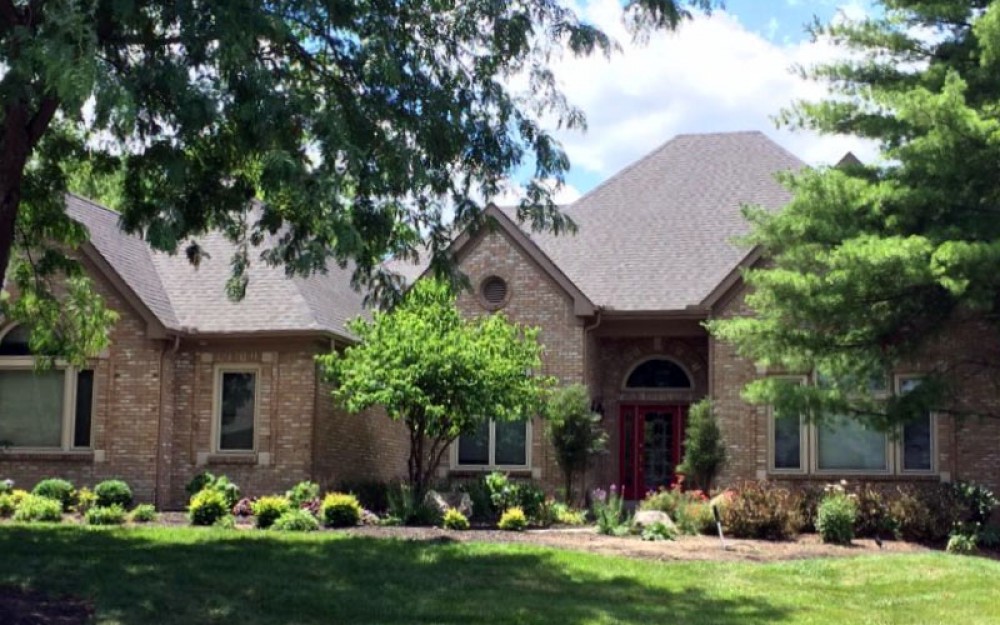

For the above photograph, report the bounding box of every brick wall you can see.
[449,227,587,492]
[0,256,166,504]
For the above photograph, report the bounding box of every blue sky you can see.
[502,0,879,203]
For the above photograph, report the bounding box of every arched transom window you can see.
[625,358,692,389]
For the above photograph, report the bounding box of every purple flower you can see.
[592,488,607,503]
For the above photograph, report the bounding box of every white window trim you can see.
[0,356,84,451]
[451,418,532,471]
[211,365,261,454]
[766,373,937,476]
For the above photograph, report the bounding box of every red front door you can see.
[619,405,686,499]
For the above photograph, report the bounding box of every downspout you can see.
[581,308,604,488]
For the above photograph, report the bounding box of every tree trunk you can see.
[0,96,60,291]
[564,469,573,506]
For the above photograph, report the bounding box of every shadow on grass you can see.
[0,526,795,624]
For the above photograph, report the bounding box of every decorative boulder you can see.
[423,490,474,521]
[632,510,677,531]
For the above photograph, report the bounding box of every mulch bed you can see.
[0,586,92,625]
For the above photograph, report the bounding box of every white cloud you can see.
[545,1,879,187]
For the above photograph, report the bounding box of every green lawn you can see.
[0,525,997,625]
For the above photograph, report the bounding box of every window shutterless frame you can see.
[451,419,532,471]
[0,357,90,451]
[211,365,261,454]
[895,374,936,475]
[767,375,809,474]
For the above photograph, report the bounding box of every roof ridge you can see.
[564,134,683,209]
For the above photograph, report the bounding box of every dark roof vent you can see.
[480,276,509,308]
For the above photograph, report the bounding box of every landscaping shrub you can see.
[386,483,436,525]
[320,492,362,528]
[551,502,587,526]
[336,480,390,514]
[481,472,548,524]
[816,487,857,545]
[286,481,320,508]
[9,489,28,507]
[186,472,241,508]
[675,399,725,491]
[130,504,157,523]
[458,478,494,521]
[442,507,470,530]
[94,479,133,508]
[641,521,678,542]
[795,485,824,533]
[722,481,801,540]
[188,488,230,526]
[74,488,98,514]
[946,533,978,555]
[13,494,63,523]
[544,383,608,504]
[0,493,15,518]
[272,509,319,532]
[498,506,527,531]
[640,479,713,535]
[85,504,127,526]
[214,515,236,530]
[853,485,897,538]
[889,485,961,544]
[253,496,292,529]
[484,471,516,515]
[591,486,629,536]
[32,478,75,511]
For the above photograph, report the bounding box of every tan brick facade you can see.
[0,263,409,509]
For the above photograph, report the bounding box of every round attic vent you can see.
[480,276,509,308]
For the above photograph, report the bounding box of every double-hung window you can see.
[0,325,94,451]
[455,419,530,469]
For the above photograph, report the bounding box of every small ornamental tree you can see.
[320,279,551,496]
[675,399,725,492]
[544,384,607,504]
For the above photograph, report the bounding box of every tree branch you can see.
[27,96,58,145]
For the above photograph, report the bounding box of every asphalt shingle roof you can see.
[66,194,365,339]
[525,131,804,311]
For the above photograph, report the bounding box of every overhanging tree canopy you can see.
[708,0,1000,426]
[0,0,712,362]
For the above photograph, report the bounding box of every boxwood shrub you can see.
[94,480,133,508]
[320,492,362,528]
[32,478,75,511]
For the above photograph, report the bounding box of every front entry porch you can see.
[619,404,687,500]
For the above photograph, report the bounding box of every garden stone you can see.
[632,510,676,531]
[423,490,473,520]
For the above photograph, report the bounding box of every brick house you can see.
[2,131,997,507]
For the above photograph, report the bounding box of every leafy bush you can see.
[85,504,127,526]
[591,486,629,536]
[186,472,241,508]
[272,509,320,532]
[952,482,998,526]
[188,488,230,526]
[0,493,15,518]
[32,478,75,511]
[386,482,437,525]
[498,506,527,531]
[551,502,587,526]
[336,480,390,514]
[484,471,517,515]
[253,496,292,529]
[286,481,320,508]
[641,521,678,542]
[946,533,978,555]
[889,485,961,544]
[795,485,824,533]
[13,494,63,523]
[442,507,470,530]
[816,487,857,545]
[232,497,255,518]
[640,479,713,535]
[130,504,157,523]
[722,481,801,541]
[675,399,725,491]
[853,485,897,538]
[9,489,28,507]
[94,480,133,508]
[544,384,608,503]
[74,488,98,514]
[214,514,236,530]
[481,472,548,524]
[458,478,494,521]
[320,492,362,528]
